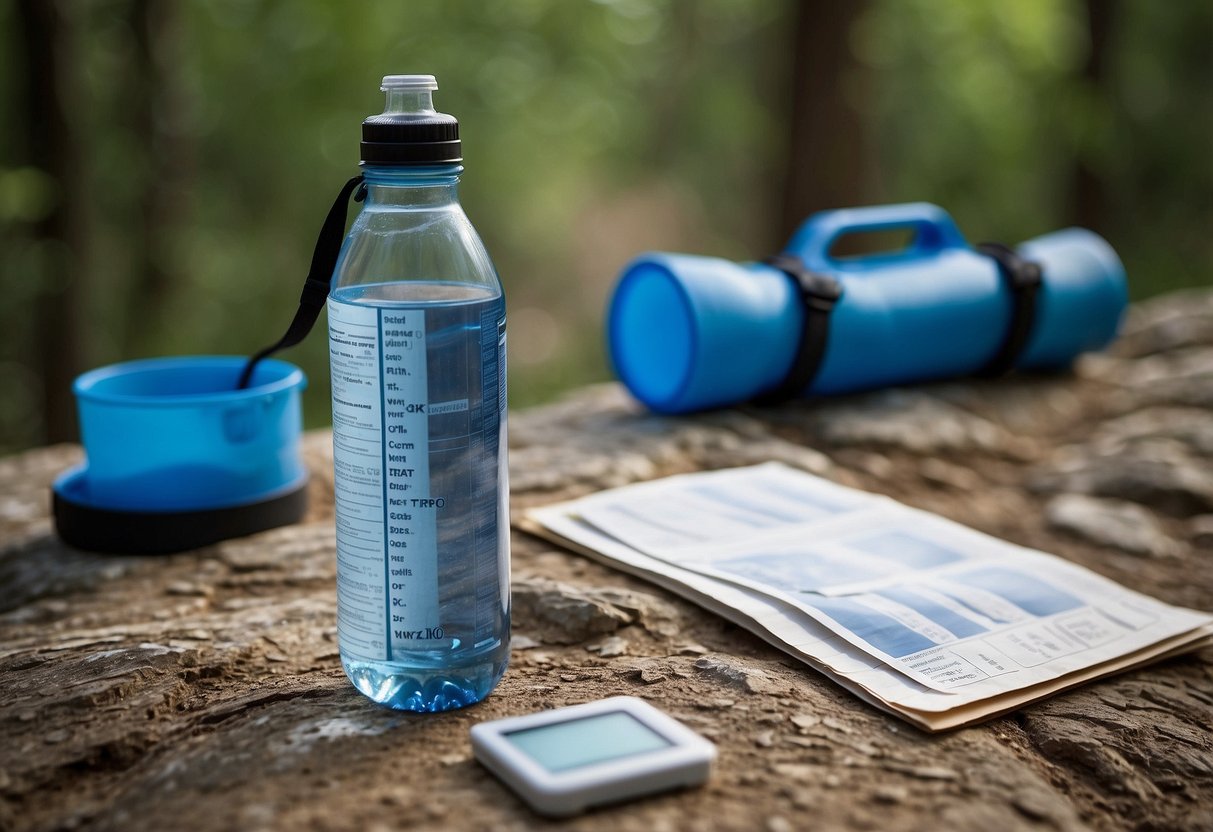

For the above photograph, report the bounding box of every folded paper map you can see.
[521,463,1213,731]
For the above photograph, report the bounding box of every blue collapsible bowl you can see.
[52,356,309,553]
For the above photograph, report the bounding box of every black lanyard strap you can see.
[237,175,367,389]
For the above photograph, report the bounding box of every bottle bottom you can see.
[341,642,509,713]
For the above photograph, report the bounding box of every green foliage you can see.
[855,0,1089,240]
[856,0,1213,296]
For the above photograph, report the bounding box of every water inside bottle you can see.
[328,281,508,711]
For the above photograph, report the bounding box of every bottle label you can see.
[328,299,441,662]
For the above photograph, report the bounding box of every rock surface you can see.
[1045,493,1184,558]
[1,289,1212,831]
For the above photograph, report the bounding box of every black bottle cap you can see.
[361,75,462,165]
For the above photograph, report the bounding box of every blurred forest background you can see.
[1,0,1210,454]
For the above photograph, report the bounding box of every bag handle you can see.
[787,202,968,270]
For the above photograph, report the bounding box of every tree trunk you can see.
[15,0,87,444]
[128,0,189,356]
[779,0,868,244]
[1073,0,1118,235]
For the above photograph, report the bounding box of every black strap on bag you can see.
[236,175,367,389]
[974,241,1044,377]
[753,252,843,405]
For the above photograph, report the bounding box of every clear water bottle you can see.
[327,75,509,711]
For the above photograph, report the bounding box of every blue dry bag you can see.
[608,202,1127,414]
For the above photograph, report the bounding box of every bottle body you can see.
[328,166,509,711]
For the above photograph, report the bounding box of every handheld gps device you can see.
[470,696,716,817]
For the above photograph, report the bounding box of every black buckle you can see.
[753,253,842,405]
[975,241,1044,377]
[764,252,843,312]
[977,242,1042,291]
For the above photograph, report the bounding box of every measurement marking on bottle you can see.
[329,298,443,662]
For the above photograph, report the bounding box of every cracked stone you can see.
[873,785,907,804]
[1189,515,1213,548]
[587,636,628,657]
[511,576,634,644]
[1012,789,1065,823]
[1046,494,1185,558]
[165,582,212,598]
[1032,449,1213,517]
[771,764,816,782]
[638,666,667,684]
[790,713,821,732]
[881,763,958,781]
[1092,407,1213,456]
[807,388,1022,455]
[1113,289,1213,359]
[919,458,983,491]
[694,655,777,694]
[1102,347,1213,409]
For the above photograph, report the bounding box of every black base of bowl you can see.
[52,480,309,555]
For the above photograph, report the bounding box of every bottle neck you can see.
[361,164,462,208]
[383,88,435,114]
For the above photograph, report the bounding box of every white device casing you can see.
[470,696,716,817]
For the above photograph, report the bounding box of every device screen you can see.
[503,710,673,773]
